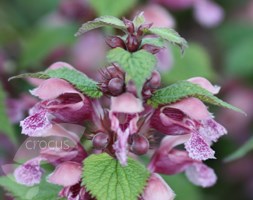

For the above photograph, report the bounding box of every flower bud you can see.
[126,34,141,52]
[123,18,135,34]
[141,44,162,54]
[105,36,126,49]
[137,23,153,36]
[130,135,149,155]
[99,65,125,96]
[108,78,125,96]
[92,132,109,150]
[149,70,161,89]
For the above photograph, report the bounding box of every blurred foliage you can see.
[20,25,76,69]
[162,43,217,83]
[225,136,253,162]
[0,83,17,145]
[217,23,253,78]
[88,0,137,17]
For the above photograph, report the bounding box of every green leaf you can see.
[20,25,76,68]
[162,43,217,83]
[82,153,150,200]
[88,0,137,17]
[148,81,245,114]
[0,175,62,200]
[145,27,187,52]
[107,48,157,96]
[133,12,145,28]
[0,83,17,145]
[225,38,253,77]
[10,67,102,98]
[141,37,165,48]
[224,136,253,162]
[75,16,126,36]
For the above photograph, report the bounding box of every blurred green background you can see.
[0,0,253,199]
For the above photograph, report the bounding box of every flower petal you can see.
[169,97,210,121]
[188,77,220,94]
[185,163,217,187]
[148,135,192,173]
[199,118,227,143]
[20,108,52,137]
[185,132,215,160]
[47,161,82,187]
[142,173,175,200]
[14,158,43,186]
[47,62,74,70]
[110,92,144,114]
[151,107,191,135]
[30,78,80,100]
[113,128,130,166]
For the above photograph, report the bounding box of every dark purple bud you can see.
[149,71,161,89]
[130,135,149,155]
[137,23,153,36]
[92,132,109,150]
[123,18,135,34]
[108,78,125,96]
[105,36,126,49]
[141,44,162,54]
[106,65,124,79]
[126,34,141,52]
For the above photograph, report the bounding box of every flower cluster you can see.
[12,14,240,200]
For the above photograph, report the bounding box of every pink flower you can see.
[148,135,217,187]
[14,157,44,186]
[20,63,92,137]
[14,124,87,189]
[151,77,227,161]
[110,92,143,165]
[141,173,175,200]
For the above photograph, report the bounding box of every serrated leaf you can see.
[224,136,253,162]
[148,81,245,114]
[75,16,126,36]
[88,0,137,17]
[107,48,157,96]
[82,153,150,200]
[10,67,102,98]
[141,37,165,48]
[0,175,62,200]
[145,27,187,52]
[0,83,17,145]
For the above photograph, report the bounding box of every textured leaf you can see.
[0,175,62,200]
[224,136,253,162]
[10,67,102,98]
[75,16,126,36]
[0,83,17,145]
[141,37,165,48]
[145,27,187,52]
[88,0,137,17]
[107,48,157,96]
[148,81,245,114]
[82,153,150,200]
